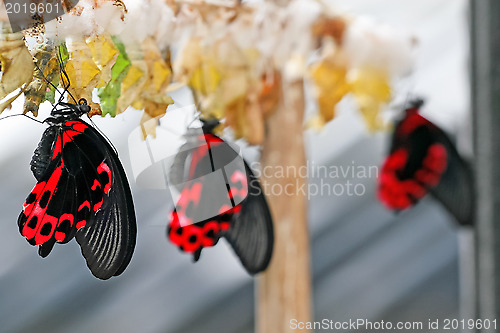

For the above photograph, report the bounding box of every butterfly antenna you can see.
[0,113,44,124]
[56,46,78,104]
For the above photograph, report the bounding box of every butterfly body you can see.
[18,99,137,279]
[167,119,274,274]
[378,99,473,225]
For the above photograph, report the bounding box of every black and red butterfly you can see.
[16,57,136,279]
[377,98,473,225]
[167,119,274,274]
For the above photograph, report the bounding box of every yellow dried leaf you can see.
[122,64,145,91]
[65,40,102,115]
[140,112,158,139]
[139,100,174,139]
[350,67,391,131]
[87,34,119,88]
[116,61,147,114]
[132,38,174,124]
[310,58,349,124]
[173,38,203,84]
[225,96,246,140]
[189,62,221,96]
[152,61,171,92]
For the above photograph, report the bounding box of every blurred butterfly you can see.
[377,98,474,226]
[16,51,137,279]
[167,118,274,274]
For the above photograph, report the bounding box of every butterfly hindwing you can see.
[427,124,474,226]
[74,124,136,278]
[222,161,274,274]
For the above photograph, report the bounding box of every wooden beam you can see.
[257,79,312,333]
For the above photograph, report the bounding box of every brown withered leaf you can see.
[24,41,59,116]
[312,16,347,45]
[0,31,34,107]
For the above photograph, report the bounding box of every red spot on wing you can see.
[55,213,74,242]
[78,201,90,211]
[188,134,224,179]
[93,200,103,212]
[76,221,86,229]
[91,179,100,191]
[97,162,112,194]
[378,144,448,211]
[76,201,90,229]
[229,170,248,201]
[398,110,430,136]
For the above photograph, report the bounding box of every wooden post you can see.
[257,79,312,333]
[470,0,500,328]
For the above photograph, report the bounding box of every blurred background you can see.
[0,0,470,332]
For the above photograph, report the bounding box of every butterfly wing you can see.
[378,109,474,225]
[167,134,241,259]
[427,126,474,226]
[167,132,274,274]
[72,123,137,279]
[222,161,274,274]
[18,120,136,279]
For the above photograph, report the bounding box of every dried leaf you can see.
[139,111,158,139]
[0,86,25,113]
[0,29,34,110]
[350,67,391,131]
[189,61,221,97]
[312,16,347,45]
[65,39,102,116]
[137,38,174,138]
[309,57,349,125]
[23,41,59,116]
[97,37,131,116]
[116,59,147,114]
[87,34,119,88]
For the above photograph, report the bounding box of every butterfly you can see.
[377,98,474,226]
[17,55,137,279]
[167,118,274,274]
